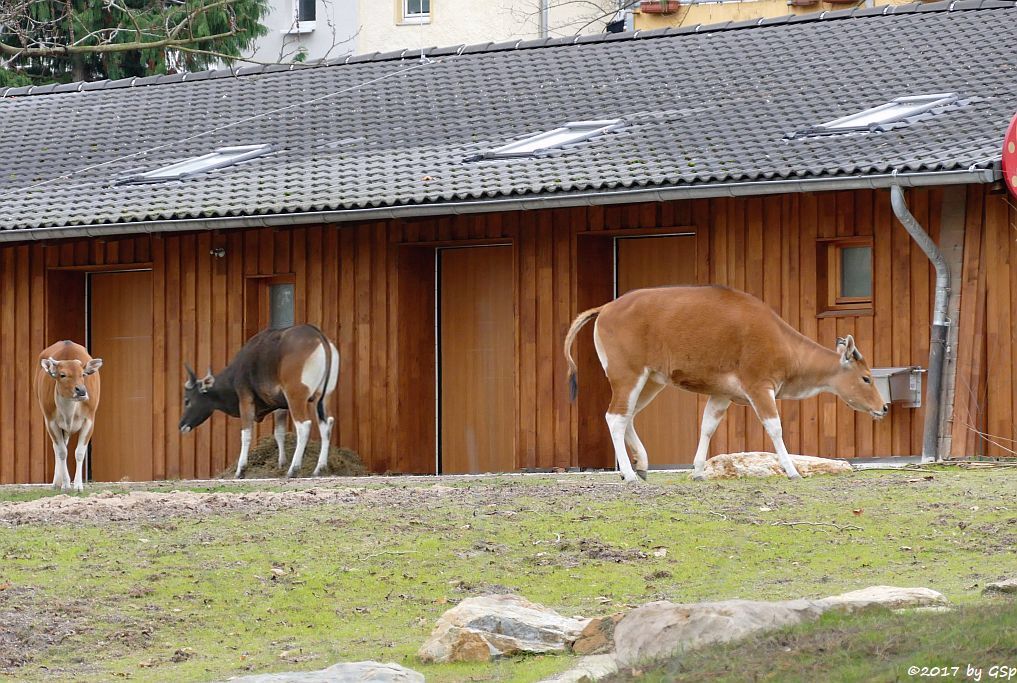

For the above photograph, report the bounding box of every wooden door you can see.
[89,270,154,482]
[439,246,515,474]
[616,236,699,465]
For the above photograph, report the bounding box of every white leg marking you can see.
[624,424,649,474]
[72,421,91,493]
[751,389,801,480]
[287,420,312,478]
[693,396,731,481]
[627,380,665,477]
[300,344,327,393]
[762,416,801,479]
[49,425,69,490]
[313,416,334,477]
[274,409,288,470]
[606,371,649,484]
[235,427,252,478]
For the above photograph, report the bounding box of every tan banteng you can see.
[564,285,888,482]
[35,340,103,492]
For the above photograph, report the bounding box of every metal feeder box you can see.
[871,366,925,408]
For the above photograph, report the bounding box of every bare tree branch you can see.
[0,30,244,58]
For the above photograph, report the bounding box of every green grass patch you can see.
[1,469,1016,681]
[609,601,1017,682]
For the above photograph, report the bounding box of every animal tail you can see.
[564,306,603,402]
[309,324,333,423]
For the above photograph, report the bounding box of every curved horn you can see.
[184,363,197,388]
[204,366,213,381]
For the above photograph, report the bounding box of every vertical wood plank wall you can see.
[1,186,1007,483]
[950,189,1017,458]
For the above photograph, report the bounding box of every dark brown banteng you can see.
[564,285,888,482]
[35,340,103,492]
[180,324,339,478]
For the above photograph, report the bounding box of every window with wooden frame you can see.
[245,275,296,340]
[818,238,873,314]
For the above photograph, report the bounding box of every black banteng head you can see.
[179,364,217,433]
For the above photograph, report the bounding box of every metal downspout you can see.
[890,184,950,463]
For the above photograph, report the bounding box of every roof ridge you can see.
[2,0,1014,100]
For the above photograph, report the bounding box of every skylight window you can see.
[815,93,959,132]
[120,145,273,184]
[471,120,622,160]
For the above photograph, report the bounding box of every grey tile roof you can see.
[1,1,1015,232]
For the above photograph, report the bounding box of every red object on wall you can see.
[640,1,681,13]
[1004,112,1017,200]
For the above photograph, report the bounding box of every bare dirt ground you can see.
[0,473,643,526]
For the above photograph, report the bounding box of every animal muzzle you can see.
[179,424,192,434]
[871,404,890,419]
[73,387,88,401]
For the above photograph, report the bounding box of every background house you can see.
[248,0,625,64]
[633,0,913,29]
[1,2,1015,484]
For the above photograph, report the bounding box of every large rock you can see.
[984,578,1017,595]
[570,613,624,655]
[613,598,825,666]
[224,661,424,682]
[702,452,852,479]
[818,586,949,613]
[613,586,948,667]
[418,594,589,663]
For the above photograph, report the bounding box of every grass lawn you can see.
[607,601,1017,682]
[0,468,1015,682]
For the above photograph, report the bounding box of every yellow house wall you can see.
[634,0,914,29]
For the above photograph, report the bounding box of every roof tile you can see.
[0,3,1013,232]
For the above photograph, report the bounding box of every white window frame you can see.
[816,93,959,131]
[401,0,431,25]
[120,145,273,184]
[478,120,622,160]
[285,0,316,33]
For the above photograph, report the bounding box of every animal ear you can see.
[41,358,58,377]
[837,335,861,365]
[198,369,215,393]
[184,363,197,389]
[84,358,103,375]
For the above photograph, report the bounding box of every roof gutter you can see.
[0,166,999,243]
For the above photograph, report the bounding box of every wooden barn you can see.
[1,2,1016,484]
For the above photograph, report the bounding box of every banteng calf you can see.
[35,341,103,492]
[564,285,888,482]
[180,324,340,478]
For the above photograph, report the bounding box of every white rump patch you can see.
[593,320,609,373]
[301,343,327,393]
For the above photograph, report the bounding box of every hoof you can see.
[311,467,325,478]
[52,482,63,491]
[635,469,648,481]
[235,468,246,479]
[73,484,83,494]
[788,473,803,481]
[692,473,706,482]
[621,475,641,484]
[286,468,299,479]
